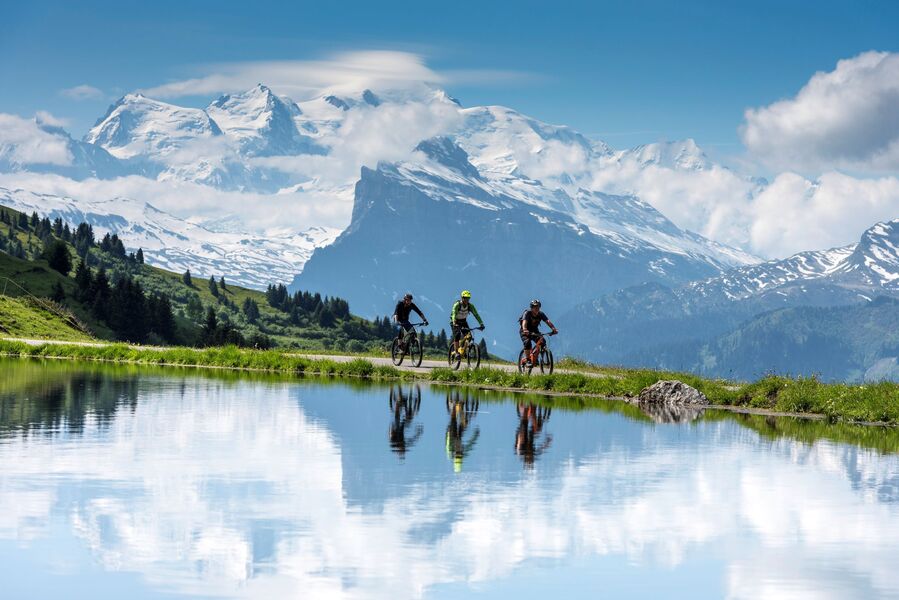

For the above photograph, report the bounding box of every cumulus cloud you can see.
[59,84,105,100]
[590,160,759,251]
[0,113,72,166]
[741,51,899,172]
[748,171,899,257]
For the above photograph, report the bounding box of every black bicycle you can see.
[391,322,426,367]
[518,330,556,375]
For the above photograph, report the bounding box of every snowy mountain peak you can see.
[207,85,322,157]
[625,139,710,171]
[86,94,223,159]
[848,219,899,284]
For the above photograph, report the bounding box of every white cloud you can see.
[59,84,105,100]
[749,171,899,257]
[141,50,445,99]
[590,160,759,251]
[0,113,72,166]
[741,51,899,172]
[140,50,534,100]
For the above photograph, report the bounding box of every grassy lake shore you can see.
[2,339,899,426]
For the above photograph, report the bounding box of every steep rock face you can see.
[293,140,746,355]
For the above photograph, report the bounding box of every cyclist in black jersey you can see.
[520,299,557,358]
[393,293,428,342]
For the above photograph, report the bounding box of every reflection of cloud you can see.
[1,380,899,599]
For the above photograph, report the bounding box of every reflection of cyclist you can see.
[393,293,428,344]
[450,290,484,351]
[515,404,553,467]
[520,299,557,365]
[389,385,423,458]
[445,390,480,472]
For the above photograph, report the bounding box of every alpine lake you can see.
[2,358,899,599]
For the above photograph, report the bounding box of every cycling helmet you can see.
[530,299,541,308]
[404,293,413,300]
[460,290,472,299]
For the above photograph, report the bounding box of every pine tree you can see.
[182,269,193,287]
[42,239,72,275]
[208,276,219,297]
[136,248,144,264]
[74,260,93,301]
[219,276,227,291]
[50,280,66,303]
[186,294,204,321]
[478,338,489,360]
[242,297,260,323]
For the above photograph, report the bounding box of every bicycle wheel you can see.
[391,337,404,366]
[410,337,423,368]
[538,348,554,374]
[518,349,533,375]
[466,342,481,369]
[448,344,462,370]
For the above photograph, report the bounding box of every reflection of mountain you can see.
[2,370,899,599]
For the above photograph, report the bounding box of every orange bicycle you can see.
[518,330,556,375]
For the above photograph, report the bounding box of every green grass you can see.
[0,296,92,342]
[3,339,899,425]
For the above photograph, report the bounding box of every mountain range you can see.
[558,219,899,380]
[2,83,898,375]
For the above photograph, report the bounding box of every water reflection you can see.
[637,401,705,424]
[388,385,423,458]
[514,404,553,467]
[445,389,480,472]
[1,361,899,599]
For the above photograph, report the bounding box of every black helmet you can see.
[530,299,541,308]
[404,293,413,300]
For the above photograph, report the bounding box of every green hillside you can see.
[0,295,92,341]
[0,203,451,353]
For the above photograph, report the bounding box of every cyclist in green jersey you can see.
[450,290,485,351]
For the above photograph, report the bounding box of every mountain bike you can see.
[448,325,484,370]
[518,330,556,375]
[391,322,426,367]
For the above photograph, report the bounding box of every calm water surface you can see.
[1,359,899,599]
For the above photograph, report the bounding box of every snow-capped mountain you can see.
[558,219,899,367]
[86,93,223,160]
[687,219,899,301]
[0,187,338,288]
[206,84,324,157]
[1,83,761,302]
[292,136,753,354]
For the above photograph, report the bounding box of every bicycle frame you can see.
[525,330,555,363]
[398,322,427,345]
[453,326,483,355]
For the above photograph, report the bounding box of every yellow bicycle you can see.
[448,325,483,370]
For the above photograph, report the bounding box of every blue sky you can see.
[3,0,898,150]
